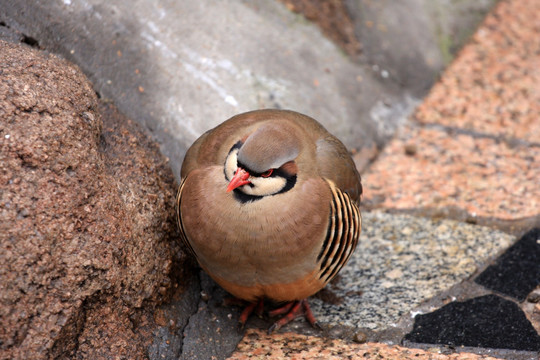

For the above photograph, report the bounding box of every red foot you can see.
[228,297,322,333]
[267,299,322,334]
[268,302,295,317]
[237,298,264,331]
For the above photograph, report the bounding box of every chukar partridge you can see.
[176,109,362,332]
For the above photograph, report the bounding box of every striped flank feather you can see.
[317,180,361,283]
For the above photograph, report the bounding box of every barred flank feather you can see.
[317,180,361,283]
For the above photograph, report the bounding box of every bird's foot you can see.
[237,298,265,332]
[267,299,322,334]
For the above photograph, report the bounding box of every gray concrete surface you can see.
[347,0,496,96]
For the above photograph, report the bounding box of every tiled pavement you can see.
[228,0,540,358]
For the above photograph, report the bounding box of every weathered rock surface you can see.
[0,40,185,359]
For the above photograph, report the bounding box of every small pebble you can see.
[353,331,367,344]
[527,292,540,303]
[404,143,417,156]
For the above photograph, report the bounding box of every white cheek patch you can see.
[242,176,287,197]
[224,150,239,181]
[225,149,287,196]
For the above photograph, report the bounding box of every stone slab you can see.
[178,272,244,360]
[347,0,497,97]
[362,0,540,222]
[362,124,540,220]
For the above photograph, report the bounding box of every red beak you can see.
[227,168,251,192]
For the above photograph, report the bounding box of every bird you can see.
[176,109,362,333]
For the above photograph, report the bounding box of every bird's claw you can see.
[267,322,280,334]
[237,321,246,333]
[266,299,322,333]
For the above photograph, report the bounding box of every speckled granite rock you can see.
[309,212,514,330]
[0,40,183,359]
[362,125,540,220]
[228,329,503,360]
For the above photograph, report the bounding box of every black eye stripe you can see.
[235,161,293,179]
[276,174,296,195]
[232,190,262,203]
[230,141,243,152]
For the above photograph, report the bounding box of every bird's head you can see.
[224,122,299,200]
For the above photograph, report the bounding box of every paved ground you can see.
[228,0,540,358]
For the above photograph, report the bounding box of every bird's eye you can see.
[261,169,273,178]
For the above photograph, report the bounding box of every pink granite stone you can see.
[363,125,540,219]
[228,329,503,360]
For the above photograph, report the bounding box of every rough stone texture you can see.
[178,272,245,360]
[75,299,148,359]
[524,286,540,336]
[148,271,200,360]
[228,329,503,360]
[309,212,515,330]
[0,40,183,359]
[277,0,361,57]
